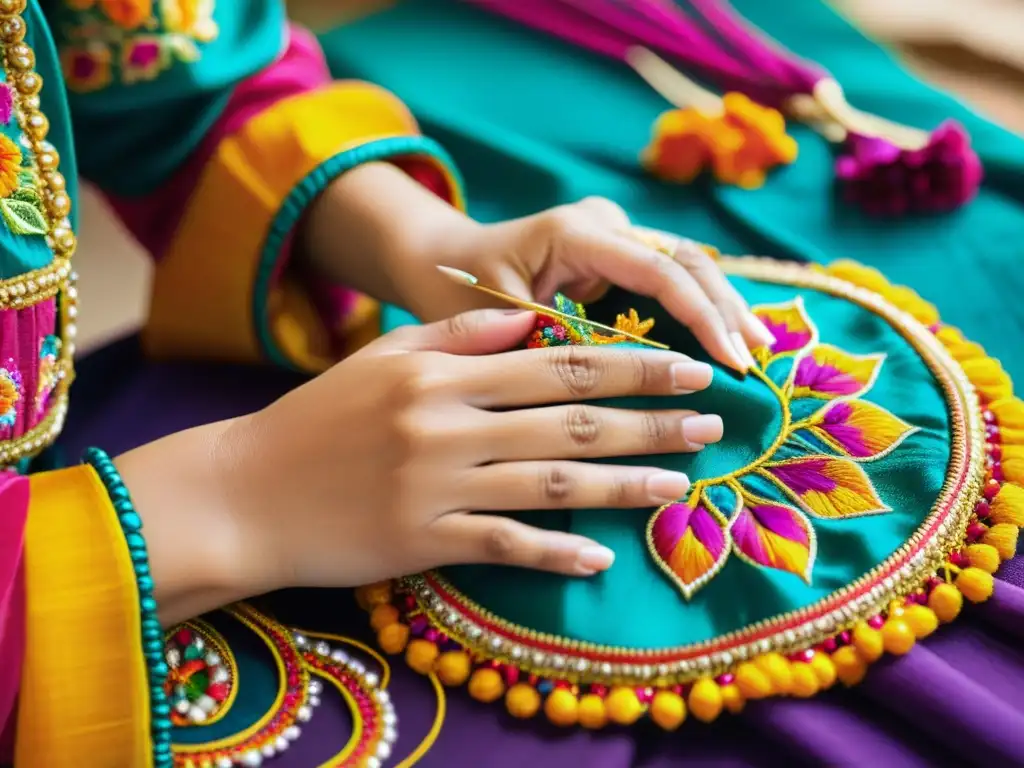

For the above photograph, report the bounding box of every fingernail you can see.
[670,361,713,393]
[730,331,756,371]
[682,413,724,444]
[501,309,534,316]
[647,471,691,503]
[575,545,616,575]
[749,318,776,347]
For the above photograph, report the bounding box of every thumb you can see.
[384,308,537,356]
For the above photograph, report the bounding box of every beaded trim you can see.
[1,0,79,468]
[83,447,174,767]
[165,620,238,728]
[385,256,983,687]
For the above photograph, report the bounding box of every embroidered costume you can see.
[4,1,1024,767]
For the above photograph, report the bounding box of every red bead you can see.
[174,629,192,646]
[402,595,416,611]
[501,666,520,686]
[992,466,1005,482]
[975,500,992,518]
[987,445,1002,460]
[527,673,539,686]
[983,410,997,424]
[554,680,572,690]
[967,522,988,541]
[424,628,440,643]
[984,479,1001,500]
[670,684,685,695]
[839,630,851,644]
[590,684,608,697]
[716,672,737,685]
[822,638,838,653]
[868,615,885,629]
[637,687,655,704]
[950,551,969,567]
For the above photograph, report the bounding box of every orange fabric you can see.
[143,80,456,368]
[17,466,151,767]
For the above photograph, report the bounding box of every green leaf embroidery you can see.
[1,198,48,236]
[11,187,41,206]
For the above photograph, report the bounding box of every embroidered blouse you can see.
[0,2,461,764]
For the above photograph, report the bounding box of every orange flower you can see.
[0,135,22,199]
[0,371,19,420]
[60,45,113,93]
[161,0,218,42]
[643,109,722,183]
[100,0,153,30]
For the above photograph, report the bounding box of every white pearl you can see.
[314,641,330,657]
[383,711,398,727]
[260,743,276,759]
[193,637,205,652]
[174,699,190,715]
[240,750,263,767]
[307,679,323,696]
[329,649,349,664]
[211,667,230,684]
[350,661,366,675]
[206,652,221,666]
[366,758,381,768]
[215,758,233,768]
[165,648,181,668]
[292,633,308,649]
[297,705,313,722]
[375,690,390,704]
[284,725,301,741]
[197,694,217,713]
[188,706,207,724]
[376,742,392,760]
[383,727,397,743]
[308,695,321,708]
[364,672,380,688]
[274,736,289,752]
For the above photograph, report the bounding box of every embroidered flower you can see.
[161,0,218,42]
[0,367,22,429]
[121,36,171,83]
[99,0,153,30]
[0,135,21,198]
[0,85,12,126]
[36,335,61,417]
[61,44,114,93]
[643,297,918,598]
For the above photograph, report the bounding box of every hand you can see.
[300,163,774,373]
[124,308,720,616]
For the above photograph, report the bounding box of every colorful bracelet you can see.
[83,447,174,768]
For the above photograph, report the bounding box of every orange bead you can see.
[377,623,410,655]
[369,604,400,632]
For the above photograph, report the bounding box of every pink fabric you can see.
[0,472,30,760]
[0,300,58,439]
[106,24,331,261]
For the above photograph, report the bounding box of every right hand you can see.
[122,309,721,620]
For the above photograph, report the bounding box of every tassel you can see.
[826,260,890,292]
[965,543,1001,573]
[947,342,986,362]
[790,663,820,698]
[1001,426,1024,445]
[469,668,505,703]
[880,618,916,655]
[903,605,939,638]
[506,683,542,719]
[1003,458,1024,485]
[832,646,867,686]
[605,687,643,726]
[982,522,1020,559]
[928,582,963,622]
[961,358,1014,401]
[956,567,995,603]
[687,678,723,723]
[578,693,608,729]
[369,604,400,632]
[544,688,580,728]
[990,398,1024,429]
[991,482,1024,526]
[734,662,772,699]
[405,638,440,674]
[377,623,410,655]
[721,684,745,713]
[851,622,884,661]
[935,326,965,348]
[355,581,393,610]
[753,653,793,694]
[883,285,939,325]
[808,652,837,689]
[436,651,472,686]
[650,690,687,730]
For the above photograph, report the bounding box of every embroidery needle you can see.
[437,265,670,350]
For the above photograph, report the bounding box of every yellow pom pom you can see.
[903,604,939,639]
[935,326,965,348]
[720,684,745,714]
[377,623,410,655]
[369,604,400,632]
[605,687,643,726]
[884,286,939,325]
[1004,427,1024,446]
[506,683,541,719]
[832,646,867,687]
[808,652,837,689]
[881,619,916,655]
[991,398,1024,430]
[965,543,1001,573]
[962,359,1013,401]
[578,694,608,730]
[651,690,687,730]
[543,688,579,727]
[468,668,505,703]
[790,663,820,698]
[734,662,773,699]
[826,260,889,292]
[754,653,793,694]
[991,482,1024,526]
[687,678,723,723]
[356,582,392,610]
[956,566,995,603]
[851,623,884,662]
[1003,459,1024,486]
[405,639,439,674]
[948,342,986,362]
[435,651,472,687]
[982,523,1020,560]
[928,582,963,622]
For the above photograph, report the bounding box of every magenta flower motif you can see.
[790,344,884,400]
[0,85,12,125]
[834,121,982,216]
[649,501,729,597]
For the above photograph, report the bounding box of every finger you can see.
[381,308,537,356]
[672,239,774,359]
[429,514,616,576]
[574,196,633,230]
[557,228,750,371]
[461,461,690,510]
[482,405,723,461]
[457,344,712,408]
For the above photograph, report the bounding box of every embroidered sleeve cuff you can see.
[17,466,152,767]
[143,80,464,372]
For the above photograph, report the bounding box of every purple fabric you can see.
[59,337,1024,767]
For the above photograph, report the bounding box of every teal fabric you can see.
[0,1,78,280]
[41,0,285,196]
[318,0,1024,387]
[382,276,951,647]
[255,135,462,368]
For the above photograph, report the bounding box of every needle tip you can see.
[436,265,478,285]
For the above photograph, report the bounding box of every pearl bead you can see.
[174,699,190,715]
[260,743,275,759]
[205,652,221,666]
[383,726,397,743]
[366,758,381,768]
[274,736,288,752]
[307,679,323,696]
[283,725,301,741]
[350,661,365,675]
[314,641,330,657]
[365,672,380,687]
[296,705,313,722]
[308,695,321,708]
[376,742,392,760]
[292,633,308,649]
[239,751,262,767]
[383,711,398,727]
[215,758,233,768]
[165,648,181,668]
[1,17,26,43]
[329,649,349,664]
[188,706,207,723]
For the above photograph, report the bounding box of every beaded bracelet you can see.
[83,447,174,768]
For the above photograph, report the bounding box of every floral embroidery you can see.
[0,366,22,429]
[527,297,657,348]
[60,0,218,93]
[36,335,61,417]
[642,296,918,598]
[164,622,236,726]
[0,134,48,237]
[0,134,20,198]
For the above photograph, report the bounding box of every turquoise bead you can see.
[140,596,158,613]
[125,532,146,550]
[152,703,171,718]
[137,575,155,594]
[152,718,172,732]
[151,661,169,678]
[129,548,148,564]
[110,485,131,501]
[142,625,162,641]
[135,562,151,576]
[119,512,143,532]
[143,639,163,656]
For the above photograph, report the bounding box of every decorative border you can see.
[393,257,981,684]
[165,618,239,728]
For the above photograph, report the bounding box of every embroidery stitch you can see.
[0,365,21,429]
[164,621,237,727]
[36,335,60,417]
[59,0,218,93]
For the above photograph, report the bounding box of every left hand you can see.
[399,196,773,372]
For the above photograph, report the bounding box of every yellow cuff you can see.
[17,466,151,768]
[143,80,463,371]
